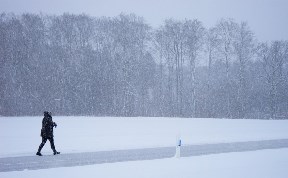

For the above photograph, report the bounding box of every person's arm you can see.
[49,116,57,128]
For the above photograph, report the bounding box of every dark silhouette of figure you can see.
[36,111,60,156]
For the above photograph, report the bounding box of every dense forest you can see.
[0,13,287,119]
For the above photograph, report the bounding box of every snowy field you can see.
[1,117,288,178]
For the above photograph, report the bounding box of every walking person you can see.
[36,111,60,156]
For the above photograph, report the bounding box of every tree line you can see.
[0,13,287,119]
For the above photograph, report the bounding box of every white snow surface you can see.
[1,116,288,178]
[2,149,288,178]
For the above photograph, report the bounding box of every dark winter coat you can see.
[41,115,57,139]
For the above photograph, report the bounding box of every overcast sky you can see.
[1,0,287,42]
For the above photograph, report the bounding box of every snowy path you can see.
[1,139,288,172]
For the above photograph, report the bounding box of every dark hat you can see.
[44,111,52,116]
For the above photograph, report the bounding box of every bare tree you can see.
[155,20,184,116]
[215,19,237,118]
[233,22,255,118]
[258,41,288,119]
[109,14,151,116]
[204,27,220,117]
[183,19,205,117]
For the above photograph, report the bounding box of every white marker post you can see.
[175,135,181,158]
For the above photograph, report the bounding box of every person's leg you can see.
[48,137,60,155]
[36,137,47,156]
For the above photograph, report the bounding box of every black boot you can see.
[36,152,42,156]
[53,151,60,155]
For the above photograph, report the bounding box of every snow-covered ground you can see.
[2,148,288,178]
[1,117,288,178]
